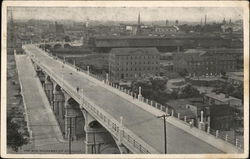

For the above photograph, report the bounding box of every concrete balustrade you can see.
[225,134,228,141]
[235,139,239,147]
[207,126,210,134]
[171,110,174,116]
[150,101,153,106]
[165,107,168,114]
[160,105,164,111]
[216,130,219,138]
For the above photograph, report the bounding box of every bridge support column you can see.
[53,89,64,116]
[64,103,78,140]
[36,70,45,84]
[44,77,53,105]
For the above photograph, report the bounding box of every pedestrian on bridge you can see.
[77,87,79,92]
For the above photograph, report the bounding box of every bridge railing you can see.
[25,44,244,152]
[28,51,158,154]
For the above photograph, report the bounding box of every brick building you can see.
[109,47,160,81]
[166,97,238,131]
[173,48,243,77]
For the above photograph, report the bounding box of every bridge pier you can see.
[64,98,79,140]
[53,86,65,116]
[44,75,53,105]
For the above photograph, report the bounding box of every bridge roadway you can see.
[24,44,223,154]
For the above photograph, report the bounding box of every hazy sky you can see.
[9,7,243,22]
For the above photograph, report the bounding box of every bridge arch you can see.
[54,43,62,49]
[64,43,72,48]
[64,97,85,139]
[45,75,52,83]
[45,44,52,50]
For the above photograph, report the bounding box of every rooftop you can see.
[205,92,242,103]
[183,48,243,56]
[166,98,204,118]
[227,72,244,82]
[92,34,227,40]
[110,47,159,55]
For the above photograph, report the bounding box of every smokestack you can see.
[205,15,207,25]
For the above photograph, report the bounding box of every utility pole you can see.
[157,114,170,154]
[93,132,96,154]
[68,117,72,154]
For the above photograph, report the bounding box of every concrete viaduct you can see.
[21,43,243,154]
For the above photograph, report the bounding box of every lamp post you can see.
[157,114,170,154]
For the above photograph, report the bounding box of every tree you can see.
[131,75,169,104]
[179,84,201,98]
[178,69,188,78]
[64,35,71,42]
[7,116,28,152]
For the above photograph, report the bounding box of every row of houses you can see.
[166,92,243,131]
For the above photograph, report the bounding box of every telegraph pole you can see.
[68,117,72,154]
[157,114,170,154]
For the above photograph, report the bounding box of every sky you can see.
[9,7,243,23]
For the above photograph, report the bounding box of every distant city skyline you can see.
[9,7,243,23]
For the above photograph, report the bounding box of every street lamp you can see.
[157,114,170,154]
